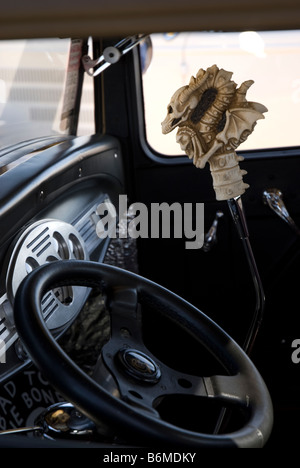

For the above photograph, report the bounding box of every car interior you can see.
[0,0,299,450]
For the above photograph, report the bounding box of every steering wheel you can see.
[13,260,273,448]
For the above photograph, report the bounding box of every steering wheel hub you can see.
[118,348,161,383]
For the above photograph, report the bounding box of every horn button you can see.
[118,348,161,384]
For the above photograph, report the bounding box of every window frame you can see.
[135,32,300,165]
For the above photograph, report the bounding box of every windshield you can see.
[0,38,94,149]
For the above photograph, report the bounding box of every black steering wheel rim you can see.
[13,260,273,448]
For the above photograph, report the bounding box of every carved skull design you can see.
[161,65,267,200]
[161,86,199,134]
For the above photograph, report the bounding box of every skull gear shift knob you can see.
[162,64,267,200]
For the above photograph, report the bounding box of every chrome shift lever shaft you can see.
[227,196,265,355]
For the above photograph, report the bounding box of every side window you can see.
[0,38,94,148]
[141,31,300,156]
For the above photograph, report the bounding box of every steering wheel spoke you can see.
[107,286,144,345]
[203,374,249,407]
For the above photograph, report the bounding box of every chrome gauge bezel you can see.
[6,219,89,331]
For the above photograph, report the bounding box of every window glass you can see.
[142,31,300,155]
[77,71,95,137]
[0,38,94,149]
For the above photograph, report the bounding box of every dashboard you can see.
[0,134,125,384]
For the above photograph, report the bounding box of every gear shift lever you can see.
[227,195,265,353]
[162,64,267,355]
